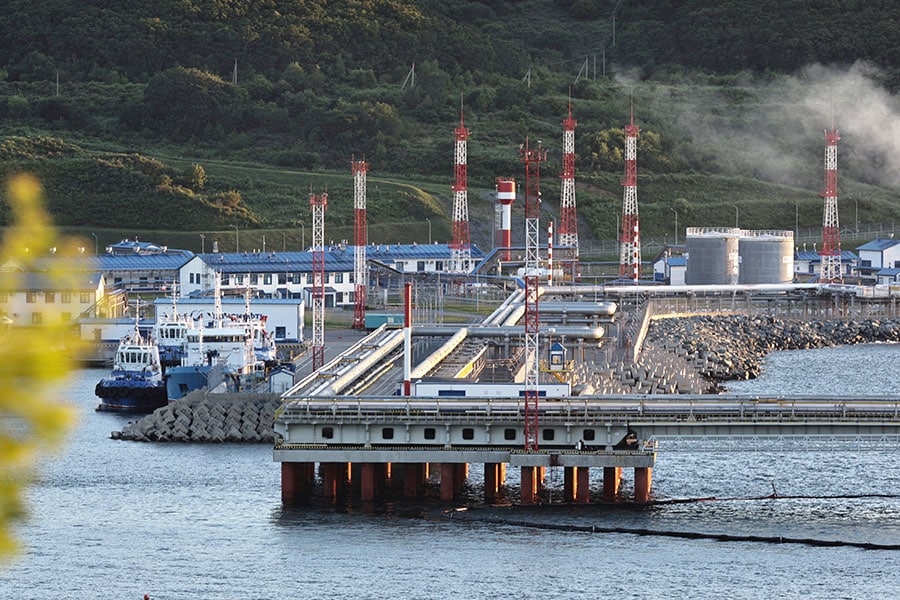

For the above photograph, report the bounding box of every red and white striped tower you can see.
[310,189,328,371]
[403,281,412,396]
[619,106,641,282]
[819,122,842,283]
[547,220,554,287]
[520,138,546,452]
[558,100,579,281]
[449,107,471,274]
[496,178,516,261]
[351,158,369,329]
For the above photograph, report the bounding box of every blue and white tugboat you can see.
[95,315,167,413]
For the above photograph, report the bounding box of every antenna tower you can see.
[619,106,641,282]
[352,158,369,329]
[449,105,471,274]
[820,123,842,283]
[558,99,580,281]
[310,189,328,370]
[520,138,546,451]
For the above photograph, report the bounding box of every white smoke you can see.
[653,62,900,189]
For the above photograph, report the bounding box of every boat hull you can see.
[166,363,241,401]
[95,379,168,413]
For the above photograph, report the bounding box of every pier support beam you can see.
[575,467,591,504]
[403,463,426,498]
[563,467,575,502]
[360,463,376,502]
[281,462,314,502]
[520,466,538,505]
[484,463,502,503]
[440,463,457,501]
[634,467,653,503]
[322,462,349,499]
[603,467,621,502]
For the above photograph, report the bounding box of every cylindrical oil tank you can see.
[738,230,794,284]
[685,227,740,285]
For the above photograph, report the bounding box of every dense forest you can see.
[1,0,899,251]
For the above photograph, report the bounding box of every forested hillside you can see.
[1,0,899,247]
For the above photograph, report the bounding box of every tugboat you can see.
[154,282,192,370]
[95,313,167,413]
[165,272,262,402]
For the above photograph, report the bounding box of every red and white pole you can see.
[547,220,554,287]
[496,178,516,261]
[403,281,412,396]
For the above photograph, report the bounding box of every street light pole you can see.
[732,205,739,228]
[425,217,431,244]
[232,225,239,253]
[855,198,859,233]
[90,232,98,255]
[795,202,799,238]
[670,208,678,245]
[199,234,206,254]
[299,221,306,250]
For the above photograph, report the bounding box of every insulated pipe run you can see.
[409,328,468,379]
[404,282,412,396]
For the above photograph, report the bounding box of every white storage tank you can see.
[685,227,740,285]
[738,230,794,284]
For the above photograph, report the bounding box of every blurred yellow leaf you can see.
[0,174,76,561]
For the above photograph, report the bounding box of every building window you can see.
[26,292,37,303]
[264,274,272,285]
[583,429,596,441]
[250,273,258,284]
[321,427,334,439]
[417,261,425,272]
[80,293,92,303]
[504,428,516,441]
[336,292,344,304]
[436,261,443,271]
[381,427,394,440]
[31,312,42,324]
[334,272,343,283]
[45,292,55,303]
[542,429,555,441]
[462,428,474,440]
[278,273,287,284]
[424,428,436,440]
[61,292,71,303]
[275,326,286,339]
[292,273,302,284]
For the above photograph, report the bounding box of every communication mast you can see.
[520,138,546,451]
[558,100,579,281]
[820,122,842,283]
[310,189,328,370]
[449,105,471,274]
[619,106,641,282]
[352,158,369,329]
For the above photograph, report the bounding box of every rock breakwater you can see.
[113,391,281,443]
[645,315,900,383]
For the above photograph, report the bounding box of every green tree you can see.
[182,163,207,192]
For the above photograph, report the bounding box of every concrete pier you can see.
[603,467,622,502]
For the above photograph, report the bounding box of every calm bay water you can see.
[2,345,900,599]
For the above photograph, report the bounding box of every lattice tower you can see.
[449,108,471,274]
[820,125,842,283]
[520,138,546,451]
[619,108,641,282]
[352,159,369,329]
[559,101,579,281]
[310,190,328,370]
